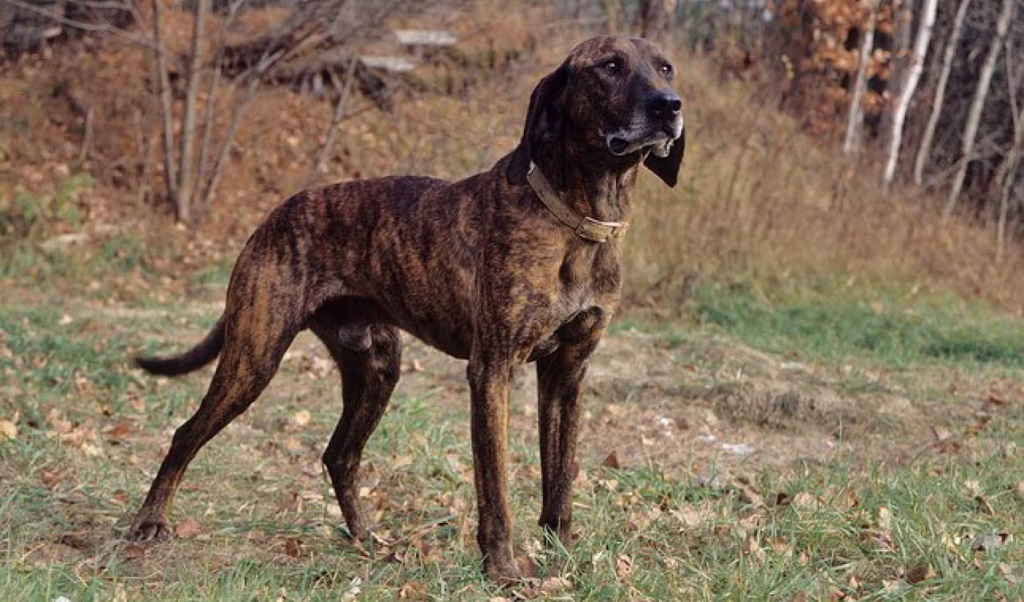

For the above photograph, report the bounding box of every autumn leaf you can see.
[123,543,146,560]
[968,531,1010,552]
[174,518,201,539]
[905,562,932,584]
[615,553,634,581]
[398,581,427,600]
[283,538,303,559]
[0,419,18,441]
[601,450,621,469]
[292,410,312,427]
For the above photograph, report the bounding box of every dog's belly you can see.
[314,296,473,359]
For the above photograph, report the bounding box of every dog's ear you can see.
[507,62,569,185]
[643,127,685,187]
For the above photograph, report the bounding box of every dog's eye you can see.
[660,63,674,79]
[601,59,622,75]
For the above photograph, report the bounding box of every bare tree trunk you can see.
[843,0,878,155]
[305,57,358,188]
[944,0,1015,218]
[198,44,287,207]
[175,0,211,224]
[638,0,677,43]
[996,141,1021,263]
[605,0,622,34]
[150,0,177,205]
[883,0,937,187]
[996,39,1024,263]
[200,76,260,208]
[196,0,247,213]
[914,0,971,187]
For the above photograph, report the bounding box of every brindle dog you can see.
[130,35,684,583]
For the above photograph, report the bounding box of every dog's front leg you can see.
[466,353,522,583]
[536,307,607,548]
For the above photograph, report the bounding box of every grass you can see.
[1,282,1022,600]
[690,280,1024,369]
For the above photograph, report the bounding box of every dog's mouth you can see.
[605,130,676,157]
[605,120,683,157]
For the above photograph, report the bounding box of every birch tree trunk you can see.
[944,0,1015,218]
[175,0,211,224]
[843,0,879,155]
[913,0,971,187]
[883,0,937,187]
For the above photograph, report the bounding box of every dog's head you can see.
[508,36,685,187]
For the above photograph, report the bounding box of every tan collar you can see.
[526,162,628,243]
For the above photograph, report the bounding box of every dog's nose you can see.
[648,92,682,119]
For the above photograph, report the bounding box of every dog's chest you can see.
[553,245,621,317]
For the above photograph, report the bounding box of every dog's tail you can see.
[135,317,226,377]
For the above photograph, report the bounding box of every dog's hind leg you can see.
[130,311,301,542]
[313,320,402,540]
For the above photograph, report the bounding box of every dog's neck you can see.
[531,144,639,224]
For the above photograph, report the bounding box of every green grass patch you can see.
[691,281,1024,368]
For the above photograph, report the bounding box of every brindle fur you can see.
[130,35,684,583]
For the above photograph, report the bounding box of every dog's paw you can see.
[129,520,173,543]
[485,555,537,586]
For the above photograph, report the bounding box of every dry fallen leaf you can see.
[284,538,303,559]
[0,419,18,441]
[987,392,1007,406]
[876,506,892,530]
[398,581,427,600]
[292,410,311,427]
[791,492,817,509]
[601,450,621,469]
[539,576,572,594]
[861,528,895,553]
[174,518,201,539]
[905,562,932,584]
[615,553,634,580]
[997,562,1019,586]
[122,543,145,560]
[968,531,1009,552]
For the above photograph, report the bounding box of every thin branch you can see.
[195,0,247,215]
[305,57,358,188]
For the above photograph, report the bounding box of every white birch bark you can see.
[843,0,879,155]
[914,0,971,186]
[883,0,937,187]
